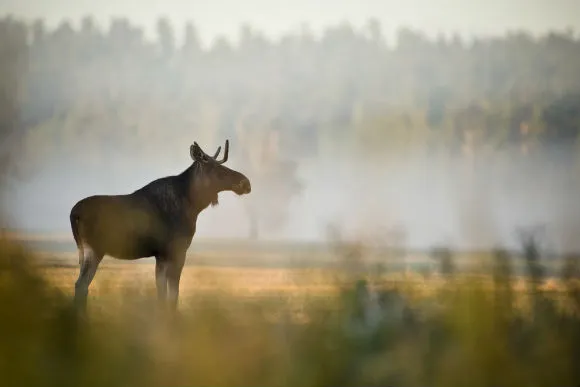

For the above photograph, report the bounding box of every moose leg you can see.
[155,257,168,303]
[166,254,185,311]
[74,247,102,310]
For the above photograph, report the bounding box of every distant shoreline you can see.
[1,230,569,278]
[1,229,572,258]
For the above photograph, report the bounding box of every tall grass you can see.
[1,235,579,387]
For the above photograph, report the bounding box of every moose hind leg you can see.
[74,245,102,310]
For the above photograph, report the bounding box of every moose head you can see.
[189,140,251,207]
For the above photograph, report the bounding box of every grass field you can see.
[5,231,570,310]
[2,234,580,387]
[27,235,572,313]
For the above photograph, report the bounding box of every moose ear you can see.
[190,143,205,161]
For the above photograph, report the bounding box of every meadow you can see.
[2,233,580,387]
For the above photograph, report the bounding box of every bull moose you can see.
[69,139,251,310]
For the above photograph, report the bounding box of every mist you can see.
[1,11,580,255]
[4,146,579,254]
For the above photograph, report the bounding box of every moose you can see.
[69,139,251,310]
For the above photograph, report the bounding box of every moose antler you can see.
[192,140,229,164]
[216,140,229,164]
[213,146,221,159]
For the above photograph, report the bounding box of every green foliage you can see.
[541,92,580,148]
[0,16,28,207]
[1,236,580,387]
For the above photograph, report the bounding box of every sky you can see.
[2,0,580,46]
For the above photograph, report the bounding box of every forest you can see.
[1,15,580,171]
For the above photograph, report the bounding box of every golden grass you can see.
[38,258,570,291]
[2,236,580,387]
[36,256,576,320]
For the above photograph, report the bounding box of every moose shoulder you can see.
[69,140,251,310]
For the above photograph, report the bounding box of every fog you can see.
[2,10,580,255]
[4,146,580,254]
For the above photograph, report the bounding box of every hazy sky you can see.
[2,0,580,46]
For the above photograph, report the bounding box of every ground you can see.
[16,233,568,312]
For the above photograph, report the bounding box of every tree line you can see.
[1,15,580,173]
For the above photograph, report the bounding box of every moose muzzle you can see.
[234,178,252,195]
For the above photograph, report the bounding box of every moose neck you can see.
[180,164,220,216]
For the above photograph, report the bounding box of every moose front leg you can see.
[154,257,168,304]
[166,253,186,311]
